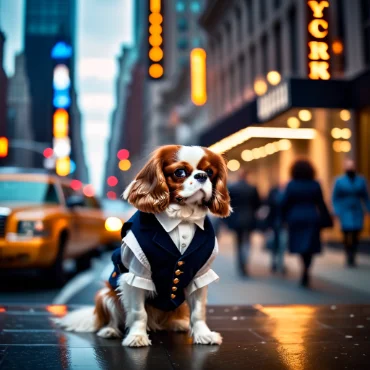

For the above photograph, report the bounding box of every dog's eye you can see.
[174,169,187,178]
[205,169,213,177]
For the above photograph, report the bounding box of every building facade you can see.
[24,0,85,174]
[6,53,34,168]
[199,0,370,239]
[0,29,7,166]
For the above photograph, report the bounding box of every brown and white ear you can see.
[122,180,136,200]
[208,155,232,218]
[124,152,170,214]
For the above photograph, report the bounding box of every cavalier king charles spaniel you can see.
[55,145,231,347]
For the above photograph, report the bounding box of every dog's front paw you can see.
[97,327,121,339]
[193,330,223,345]
[122,333,152,347]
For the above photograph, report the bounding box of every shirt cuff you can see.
[119,272,157,292]
[186,269,219,296]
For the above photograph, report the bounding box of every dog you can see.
[55,145,231,347]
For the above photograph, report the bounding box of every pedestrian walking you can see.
[282,159,332,287]
[332,159,370,267]
[227,169,261,276]
[266,182,287,274]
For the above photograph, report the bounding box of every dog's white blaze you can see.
[177,146,205,169]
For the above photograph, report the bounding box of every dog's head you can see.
[123,145,231,217]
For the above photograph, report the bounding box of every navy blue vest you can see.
[108,211,215,311]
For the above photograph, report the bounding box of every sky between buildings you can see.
[1,0,134,194]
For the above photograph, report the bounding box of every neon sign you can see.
[307,1,330,80]
[51,41,72,59]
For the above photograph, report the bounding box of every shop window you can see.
[238,54,246,96]
[177,18,188,32]
[176,1,185,12]
[235,6,242,44]
[225,21,232,51]
[250,45,256,82]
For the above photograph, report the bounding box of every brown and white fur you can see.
[55,145,231,347]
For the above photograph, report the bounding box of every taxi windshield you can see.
[0,180,60,204]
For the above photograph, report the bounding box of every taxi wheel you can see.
[76,252,92,272]
[45,233,67,287]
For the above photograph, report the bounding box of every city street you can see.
[2,229,370,307]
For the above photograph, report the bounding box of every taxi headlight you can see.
[17,220,47,236]
[105,217,123,232]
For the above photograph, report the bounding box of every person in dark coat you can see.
[227,169,261,276]
[266,182,287,274]
[282,159,332,287]
[332,159,370,267]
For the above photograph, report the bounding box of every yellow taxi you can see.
[0,168,122,285]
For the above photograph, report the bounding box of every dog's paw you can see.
[122,333,152,347]
[193,331,223,345]
[168,319,190,332]
[97,327,121,339]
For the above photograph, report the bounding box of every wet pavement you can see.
[0,304,370,369]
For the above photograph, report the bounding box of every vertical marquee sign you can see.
[148,0,164,79]
[51,41,72,176]
[307,1,331,80]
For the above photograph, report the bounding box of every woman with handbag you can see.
[281,159,333,288]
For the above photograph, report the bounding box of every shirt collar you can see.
[155,212,205,233]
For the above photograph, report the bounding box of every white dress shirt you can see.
[120,211,219,296]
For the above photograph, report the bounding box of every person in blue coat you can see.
[282,159,332,287]
[332,159,370,267]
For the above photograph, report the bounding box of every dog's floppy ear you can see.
[123,149,170,214]
[208,154,232,218]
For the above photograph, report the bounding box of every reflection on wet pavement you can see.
[0,304,369,369]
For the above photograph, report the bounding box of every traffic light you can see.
[56,157,70,177]
[0,137,8,158]
[53,109,69,138]
[190,48,207,106]
[148,0,164,79]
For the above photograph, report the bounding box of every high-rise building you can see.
[24,0,85,175]
[0,30,7,137]
[7,53,33,168]
[0,28,7,166]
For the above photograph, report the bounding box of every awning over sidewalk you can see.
[200,71,370,147]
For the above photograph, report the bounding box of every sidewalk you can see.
[208,230,370,305]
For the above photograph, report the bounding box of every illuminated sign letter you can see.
[308,41,330,60]
[308,19,328,38]
[190,48,207,106]
[307,1,329,18]
[308,61,330,80]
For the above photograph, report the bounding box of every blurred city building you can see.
[199,0,370,240]
[0,27,7,166]
[6,53,34,168]
[23,0,88,181]
[103,1,148,195]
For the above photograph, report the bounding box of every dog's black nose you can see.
[194,172,207,183]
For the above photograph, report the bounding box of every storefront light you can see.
[254,78,268,96]
[340,109,351,121]
[259,147,267,158]
[278,139,292,151]
[287,117,300,129]
[241,150,253,162]
[266,71,281,86]
[265,143,276,155]
[332,40,343,55]
[298,110,312,121]
[332,140,342,152]
[227,159,240,171]
[252,148,261,159]
[341,128,352,139]
[340,141,351,152]
[331,127,342,139]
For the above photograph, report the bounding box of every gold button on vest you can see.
[173,278,179,284]
[171,294,176,299]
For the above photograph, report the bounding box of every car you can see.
[0,167,107,285]
[100,198,135,249]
